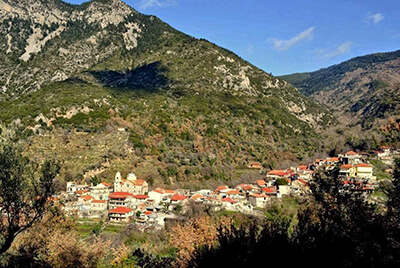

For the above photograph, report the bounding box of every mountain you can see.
[0,0,333,186]
[280,50,400,135]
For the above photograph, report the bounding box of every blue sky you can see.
[65,0,400,75]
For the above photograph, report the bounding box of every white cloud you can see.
[270,27,316,51]
[139,0,178,9]
[367,13,384,25]
[315,41,353,59]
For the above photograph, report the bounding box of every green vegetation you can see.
[0,72,332,186]
[280,49,400,96]
[280,49,400,141]
[370,159,392,180]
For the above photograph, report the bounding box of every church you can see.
[114,171,148,195]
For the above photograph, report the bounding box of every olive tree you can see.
[0,142,59,256]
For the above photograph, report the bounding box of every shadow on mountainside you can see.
[87,61,169,92]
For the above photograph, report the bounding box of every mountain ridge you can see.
[280,50,400,136]
[0,0,334,185]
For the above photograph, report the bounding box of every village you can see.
[58,146,398,229]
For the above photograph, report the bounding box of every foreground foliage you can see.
[0,138,59,257]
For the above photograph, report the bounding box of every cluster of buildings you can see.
[59,147,396,227]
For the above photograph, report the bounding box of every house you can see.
[114,172,148,195]
[204,197,222,211]
[100,182,113,190]
[341,151,362,165]
[171,194,187,205]
[325,157,340,165]
[255,180,267,188]
[225,190,241,199]
[266,170,294,183]
[261,186,279,197]
[249,194,269,208]
[131,194,149,207]
[191,194,205,202]
[278,185,291,196]
[78,195,94,203]
[108,207,134,223]
[90,183,110,200]
[215,185,229,193]
[148,188,166,204]
[297,165,309,172]
[355,163,374,178]
[339,164,355,177]
[373,150,386,158]
[90,200,108,212]
[296,166,314,180]
[381,146,391,156]
[108,192,133,209]
[291,179,311,195]
[249,162,263,169]
[66,182,88,195]
[74,189,89,197]
[221,197,239,210]
[236,184,254,193]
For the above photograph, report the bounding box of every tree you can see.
[0,142,59,256]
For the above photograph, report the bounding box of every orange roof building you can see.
[108,207,133,214]
[171,194,187,202]
[109,192,133,199]
[249,162,263,169]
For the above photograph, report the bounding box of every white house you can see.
[90,200,108,212]
[108,207,134,223]
[249,194,269,208]
[90,183,110,200]
[108,192,133,209]
[339,164,355,177]
[66,182,88,195]
[355,164,374,178]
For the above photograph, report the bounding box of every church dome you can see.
[127,172,137,181]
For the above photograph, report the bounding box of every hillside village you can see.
[59,146,398,229]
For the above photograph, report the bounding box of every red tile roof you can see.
[91,200,106,203]
[80,195,94,201]
[297,179,309,186]
[171,194,187,201]
[108,207,133,214]
[345,151,358,156]
[222,197,238,204]
[340,164,353,170]
[226,190,240,195]
[153,188,165,194]
[242,185,253,191]
[101,182,112,187]
[298,165,308,170]
[75,190,89,195]
[133,194,149,199]
[164,190,176,194]
[262,187,277,194]
[216,185,228,192]
[250,162,263,168]
[191,194,204,200]
[256,180,266,186]
[267,170,290,176]
[145,211,152,215]
[134,179,147,186]
[109,192,133,199]
[356,163,372,168]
